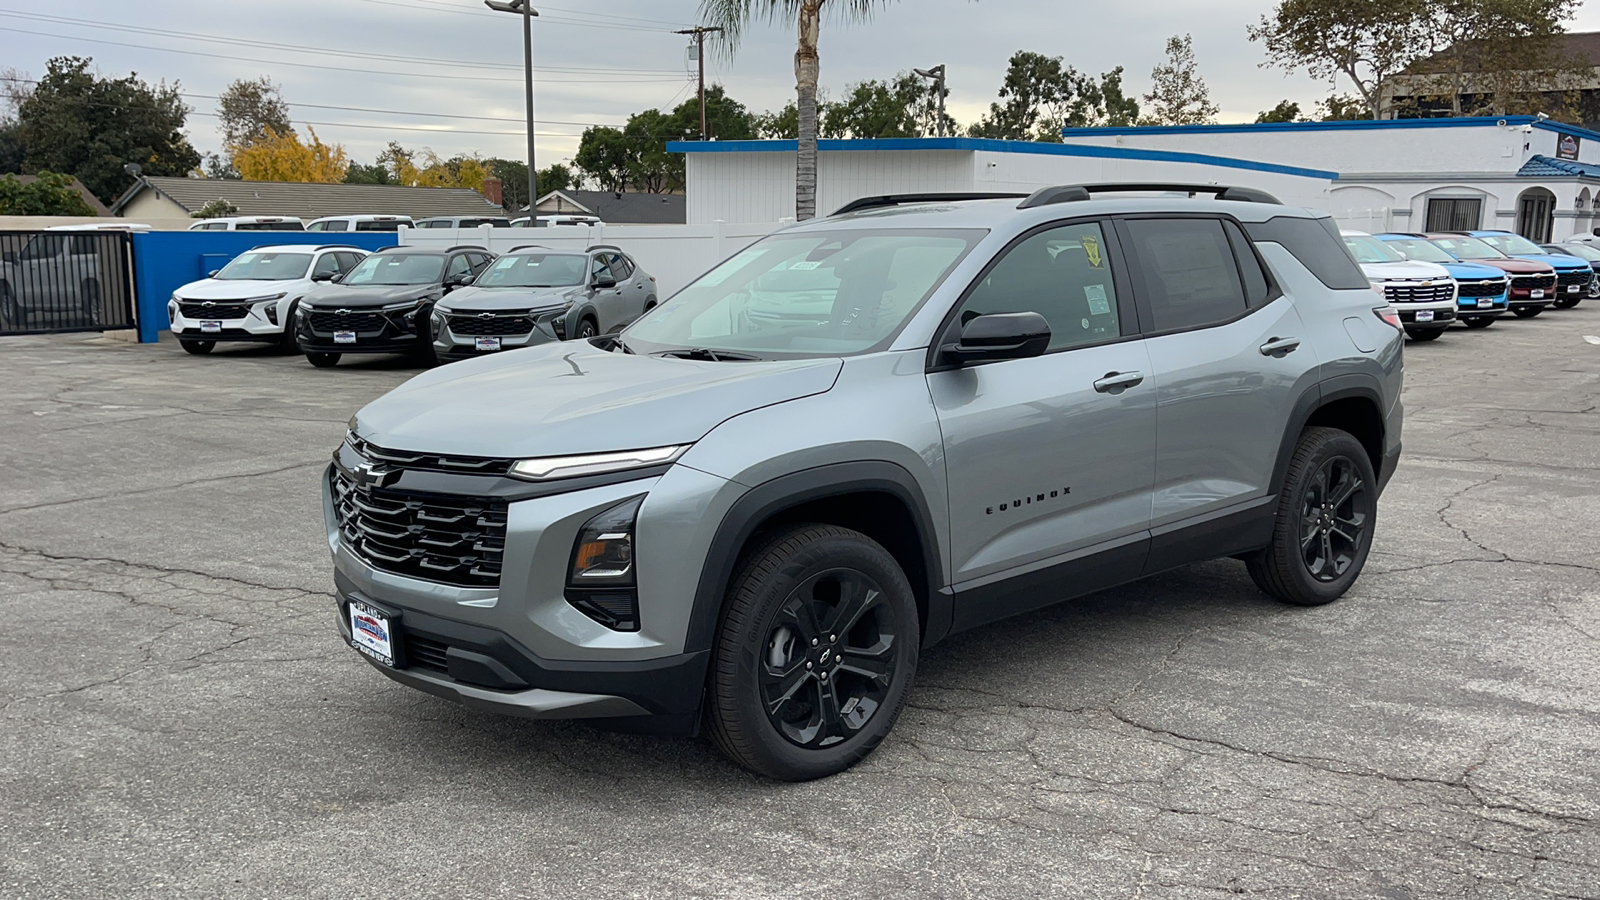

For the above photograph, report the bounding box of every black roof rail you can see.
[831,192,1029,217]
[313,243,363,251]
[587,243,624,254]
[445,244,489,252]
[507,244,550,252]
[1017,183,1283,209]
[371,245,404,253]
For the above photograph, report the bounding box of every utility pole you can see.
[676,26,725,140]
[485,0,539,215]
[913,65,947,137]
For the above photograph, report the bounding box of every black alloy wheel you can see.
[1512,306,1544,318]
[1246,427,1377,606]
[576,317,598,340]
[708,524,919,781]
[759,569,901,749]
[1297,455,1370,584]
[278,301,301,351]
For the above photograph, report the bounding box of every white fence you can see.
[397,222,783,298]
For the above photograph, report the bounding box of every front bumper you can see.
[1392,303,1456,328]
[169,298,290,342]
[433,309,566,361]
[298,304,429,355]
[1506,288,1554,308]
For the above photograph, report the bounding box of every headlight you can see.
[507,445,689,482]
[249,292,287,304]
[381,298,425,311]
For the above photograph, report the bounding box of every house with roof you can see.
[111,176,503,222]
[667,137,1337,225]
[1056,116,1600,241]
[532,189,686,224]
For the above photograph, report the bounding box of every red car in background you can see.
[1424,234,1557,318]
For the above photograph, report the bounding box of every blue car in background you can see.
[1538,242,1597,306]
[1461,230,1592,310]
[1376,233,1507,328]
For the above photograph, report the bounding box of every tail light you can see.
[1374,307,1403,332]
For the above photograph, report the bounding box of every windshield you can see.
[476,253,586,288]
[1476,232,1546,256]
[1384,238,1456,264]
[622,228,984,359]
[1556,243,1600,262]
[343,253,444,286]
[1342,235,1405,264]
[1430,236,1505,260]
[215,251,311,280]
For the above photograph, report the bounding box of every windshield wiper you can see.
[655,347,761,362]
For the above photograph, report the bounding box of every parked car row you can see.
[188,215,596,232]
[1340,229,1590,342]
[167,242,657,368]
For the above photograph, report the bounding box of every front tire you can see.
[1463,316,1495,329]
[1554,296,1582,309]
[707,524,920,781]
[278,302,301,351]
[1512,306,1544,318]
[575,317,598,340]
[1246,427,1377,607]
[305,352,340,368]
[180,340,214,355]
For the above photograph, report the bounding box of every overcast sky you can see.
[5,0,1600,172]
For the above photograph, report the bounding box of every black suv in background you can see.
[296,246,494,368]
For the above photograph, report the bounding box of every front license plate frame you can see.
[1531,289,1545,299]
[1415,310,1434,322]
[475,336,503,352]
[200,320,222,333]
[333,330,357,344]
[1568,284,1582,294]
[1477,298,1493,308]
[348,598,398,667]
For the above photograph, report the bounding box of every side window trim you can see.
[1111,213,1263,339]
[924,215,1143,373]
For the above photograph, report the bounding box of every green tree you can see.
[1317,93,1370,120]
[698,0,905,220]
[1256,99,1303,122]
[17,56,200,204]
[754,101,804,139]
[0,171,95,215]
[823,74,924,138]
[1408,0,1582,118]
[1142,34,1220,125]
[574,126,633,192]
[969,54,1135,140]
[0,120,21,175]
[1249,0,1430,119]
[622,109,681,193]
[537,163,578,195]
[673,84,757,142]
[1094,67,1141,127]
[343,158,395,185]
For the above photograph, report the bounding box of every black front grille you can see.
[1382,281,1455,304]
[1557,269,1591,288]
[307,310,386,332]
[405,632,451,673]
[180,302,250,320]
[1512,273,1557,290]
[448,314,536,337]
[347,437,514,476]
[1457,279,1508,298]
[331,467,507,588]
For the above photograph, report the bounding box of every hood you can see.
[353,342,843,458]
[173,277,305,300]
[1440,261,1510,281]
[437,284,577,313]
[303,282,440,308]
[1466,257,1554,274]
[1358,259,1451,282]
[1510,253,1591,272]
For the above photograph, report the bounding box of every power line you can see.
[367,0,694,29]
[352,0,687,33]
[0,8,685,75]
[0,26,686,84]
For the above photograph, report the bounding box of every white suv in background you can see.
[305,215,414,232]
[168,244,369,355]
[188,216,306,231]
[1341,230,1457,341]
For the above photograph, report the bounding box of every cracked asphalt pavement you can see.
[2,318,1598,900]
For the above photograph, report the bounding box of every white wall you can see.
[1325,178,1590,239]
[398,222,781,298]
[971,150,1333,211]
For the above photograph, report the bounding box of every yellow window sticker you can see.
[1081,234,1103,268]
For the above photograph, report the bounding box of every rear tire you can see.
[306,352,340,368]
[707,524,919,781]
[1246,427,1377,607]
[1554,296,1582,309]
[1404,327,1442,341]
[1512,306,1544,318]
[180,340,214,355]
[1463,316,1495,329]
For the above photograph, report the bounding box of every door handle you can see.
[1260,336,1301,357]
[1092,371,1145,394]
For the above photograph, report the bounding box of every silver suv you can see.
[326,184,1404,781]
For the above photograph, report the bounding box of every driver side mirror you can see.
[207,269,220,278]
[939,312,1051,366]
[444,273,474,289]
[311,270,336,282]
[592,275,617,290]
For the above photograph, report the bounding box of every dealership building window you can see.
[1425,198,1483,232]
[1516,188,1556,243]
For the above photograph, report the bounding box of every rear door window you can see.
[1243,216,1370,290]
[1122,218,1248,332]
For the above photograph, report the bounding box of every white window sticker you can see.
[788,260,821,270]
[1084,283,1112,316]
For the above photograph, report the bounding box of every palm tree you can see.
[699,0,896,220]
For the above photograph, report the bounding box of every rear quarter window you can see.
[1244,216,1371,291]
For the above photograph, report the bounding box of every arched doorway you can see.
[1516,187,1556,242]
[1578,188,1593,239]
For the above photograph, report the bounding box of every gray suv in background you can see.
[327,184,1404,781]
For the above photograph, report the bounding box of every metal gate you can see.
[0,230,138,335]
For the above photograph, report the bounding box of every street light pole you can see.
[485,0,539,216]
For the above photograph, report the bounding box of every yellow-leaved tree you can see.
[232,126,349,183]
[380,143,489,190]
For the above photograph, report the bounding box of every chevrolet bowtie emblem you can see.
[478,312,495,319]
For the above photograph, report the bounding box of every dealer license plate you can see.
[348,599,395,667]
[475,336,502,352]
[1569,284,1581,294]
[1477,298,1493,308]
[200,320,222,333]
[1416,310,1434,322]
[1532,289,1545,299]
[334,330,357,344]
